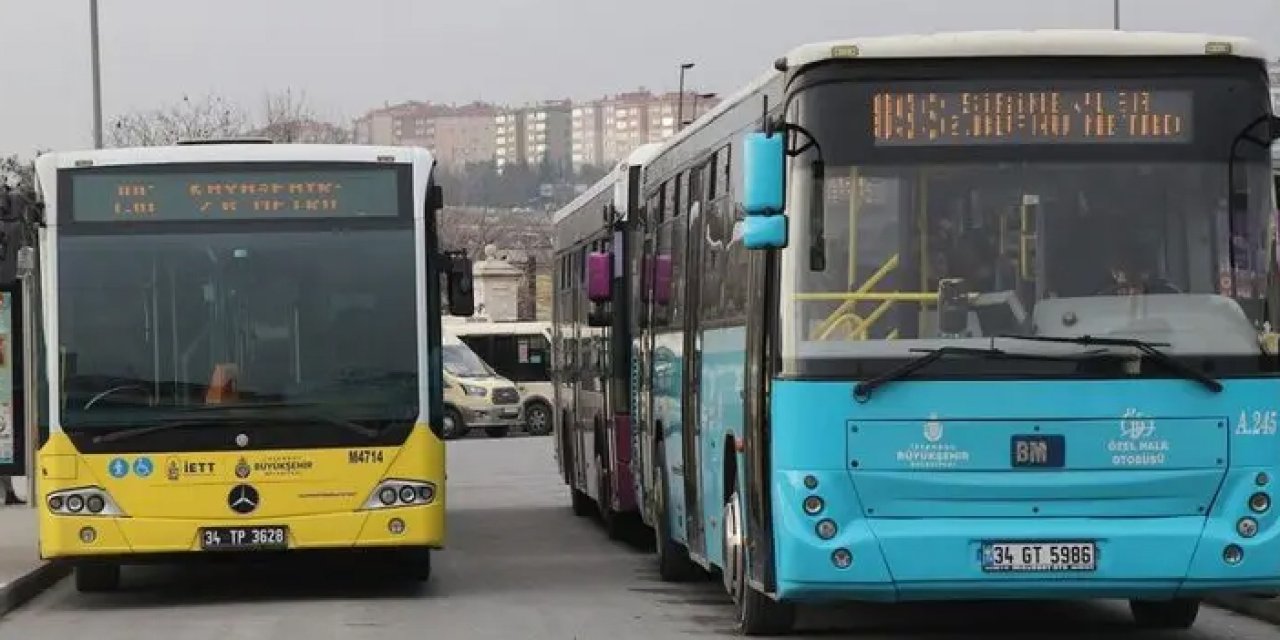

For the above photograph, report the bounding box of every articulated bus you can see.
[27,142,474,592]
[576,31,1280,634]
[551,144,661,538]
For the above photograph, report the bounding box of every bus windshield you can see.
[782,66,1275,372]
[57,227,419,428]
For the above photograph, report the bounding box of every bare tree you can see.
[107,94,249,147]
[259,88,352,144]
[438,206,552,262]
[0,155,36,193]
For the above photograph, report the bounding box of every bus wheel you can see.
[725,490,796,636]
[1130,599,1199,630]
[484,427,509,438]
[74,562,120,593]
[596,451,623,540]
[401,549,432,582]
[524,402,552,436]
[653,447,699,582]
[442,408,466,440]
[571,487,594,517]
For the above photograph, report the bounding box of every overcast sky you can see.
[0,0,1276,156]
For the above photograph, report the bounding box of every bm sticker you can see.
[348,449,385,464]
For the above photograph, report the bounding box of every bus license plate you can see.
[981,541,1096,572]
[199,526,288,551]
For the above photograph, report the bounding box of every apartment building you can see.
[571,90,720,172]
[495,101,573,173]
[352,101,497,170]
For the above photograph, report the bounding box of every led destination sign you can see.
[70,168,401,222]
[872,89,1193,146]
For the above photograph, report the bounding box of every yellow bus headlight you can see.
[361,479,436,510]
[46,486,125,517]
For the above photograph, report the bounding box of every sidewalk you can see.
[0,477,68,616]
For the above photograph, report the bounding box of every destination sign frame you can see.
[872,89,1194,146]
[65,164,406,224]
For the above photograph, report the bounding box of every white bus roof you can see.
[35,143,435,171]
[553,143,663,226]
[782,30,1267,68]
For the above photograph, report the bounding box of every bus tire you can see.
[653,447,699,582]
[442,407,466,440]
[484,426,509,438]
[596,450,624,540]
[1129,598,1199,630]
[74,562,120,593]
[725,490,796,636]
[401,549,432,582]
[524,401,553,436]
[571,487,593,517]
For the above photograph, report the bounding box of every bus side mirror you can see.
[587,307,611,328]
[429,184,445,212]
[445,252,474,317]
[653,254,672,306]
[744,215,788,250]
[586,251,612,303]
[741,131,788,249]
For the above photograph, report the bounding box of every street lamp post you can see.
[1113,0,1120,30]
[676,62,694,132]
[90,0,103,149]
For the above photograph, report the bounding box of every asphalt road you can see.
[1,435,1278,639]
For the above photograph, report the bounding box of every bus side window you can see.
[704,153,728,322]
[719,143,747,321]
[670,172,687,328]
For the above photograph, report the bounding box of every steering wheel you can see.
[82,384,155,411]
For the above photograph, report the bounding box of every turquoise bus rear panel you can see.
[770,377,1280,601]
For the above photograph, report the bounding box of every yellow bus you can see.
[27,141,474,591]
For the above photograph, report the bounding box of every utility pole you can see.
[1113,0,1120,30]
[90,0,104,148]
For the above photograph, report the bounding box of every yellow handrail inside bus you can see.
[810,254,899,339]
[817,296,900,341]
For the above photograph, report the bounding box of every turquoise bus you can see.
[583,30,1280,634]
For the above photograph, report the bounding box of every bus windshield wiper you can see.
[90,406,379,444]
[998,334,1223,393]
[853,346,1072,403]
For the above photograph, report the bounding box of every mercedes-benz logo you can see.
[234,433,250,448]
[228,484,259,514]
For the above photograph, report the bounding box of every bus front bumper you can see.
[774,514,1280,603]
[39,504,443,560]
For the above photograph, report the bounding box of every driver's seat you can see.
[205,363,240,405]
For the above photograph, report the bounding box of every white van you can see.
[445,319,553,436]
[441,330,525,439]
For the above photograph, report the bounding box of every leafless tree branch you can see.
[107,94,250,148]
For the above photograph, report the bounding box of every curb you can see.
[0,562,69,617]
[1208,595,1280,626]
